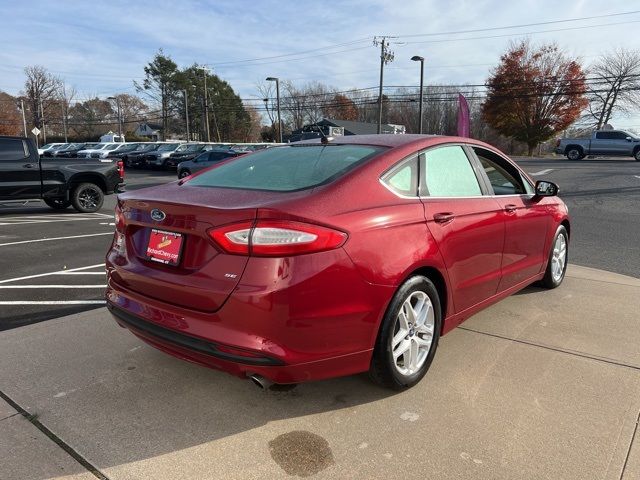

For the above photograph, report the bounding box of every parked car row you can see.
[38,141,282,170]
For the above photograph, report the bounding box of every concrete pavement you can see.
[1,264,640,480]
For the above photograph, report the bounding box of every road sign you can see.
[31,127,41,136]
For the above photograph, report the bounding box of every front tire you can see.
[178,169,191,179]
[44,198,71,210]
[71,183,104,213]
[634,149,640,161]
[369,276,441,390]
[541,225,569,289]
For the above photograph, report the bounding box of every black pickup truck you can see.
[0,136,124,213]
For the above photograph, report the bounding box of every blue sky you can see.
[1,0,640,128]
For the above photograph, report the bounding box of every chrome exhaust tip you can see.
[249,374,274,390]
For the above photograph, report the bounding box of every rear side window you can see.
[0,139,28,161]
[381,156,418,196]
[188,145,385,192]
[422,146,482,197]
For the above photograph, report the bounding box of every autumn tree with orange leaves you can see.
[483,40,588,155]
[322,94,359,121]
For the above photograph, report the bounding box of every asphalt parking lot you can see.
[1,156,640,480]
[1,156,638,331]
[0,170,175,330]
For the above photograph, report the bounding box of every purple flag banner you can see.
[457,93,470,138]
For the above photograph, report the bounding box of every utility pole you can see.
[61,101,68,142]
[266,77,282,143]
[107,96,123,139]
[19,99,27,137]
[198,66,211,142]
[374,36,396,134]
[183,90,190,140]
[39,98,47,143]
[208,89,221,142]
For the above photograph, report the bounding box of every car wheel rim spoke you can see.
[391,291,435,376]
[551,234,566,282]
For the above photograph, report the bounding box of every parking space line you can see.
[60,272,105,275]
[0,300,106,305]
[0,232,113,248]
[0,285,106,289]
[0,263,104,284]
[0,218,109,226]
[530,169,554,176]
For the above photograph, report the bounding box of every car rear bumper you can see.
[105,252,393,384]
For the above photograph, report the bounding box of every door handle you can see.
[504,204,517,214]
[433,212,455,224]
[23,163,35,169]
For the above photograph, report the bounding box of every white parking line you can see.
[0,232,113,248]
[0,263,104,284]
[530,169,554,176]
[59,272,105,275]
[0,285,106,289]
[0,300,106,305]
[634,175,640,179]
[0,213,112,226]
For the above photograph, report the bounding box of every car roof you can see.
[295,133,502,153]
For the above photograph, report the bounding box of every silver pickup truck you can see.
[555,130,640,161]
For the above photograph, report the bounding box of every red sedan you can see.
[106,135,569,390]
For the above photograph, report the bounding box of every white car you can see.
[38,143,65,156]
[92,143,130,159]
[76,143,116,158]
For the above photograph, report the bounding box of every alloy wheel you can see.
[551,234,567,282]
[78,187,100,210]
[391,291,435,376]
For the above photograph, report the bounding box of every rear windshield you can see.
[187,144,385,192]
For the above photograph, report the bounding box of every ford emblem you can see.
[150,209,166,222]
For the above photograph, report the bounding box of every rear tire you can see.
[369,276,441,390]
[540,225,569,289]
[71,183,104,213]
[44,198,70,210]
[566,147,583,160]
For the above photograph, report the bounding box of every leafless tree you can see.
[22,66,62,134]
[585,48,640,129]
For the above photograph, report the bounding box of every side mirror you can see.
[534,180,559,197]
[626,136,632,142]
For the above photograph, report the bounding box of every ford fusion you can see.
[106,135,569,390]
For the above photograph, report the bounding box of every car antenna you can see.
[303,108,333,144]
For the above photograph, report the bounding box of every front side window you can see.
[0,139,27,161]
[188,144,385,192]
[422,146,482,197]
[473,147,530,195]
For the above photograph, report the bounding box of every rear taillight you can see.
[112,203,126,255]
[117,160,125,181]
[208,220,347,256]
[114,204,125,232]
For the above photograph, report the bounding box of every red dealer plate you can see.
[146,229,184,266]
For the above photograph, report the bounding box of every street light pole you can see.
[266,77,282,143]
[411,56,425,134]
[183,89,190,140]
